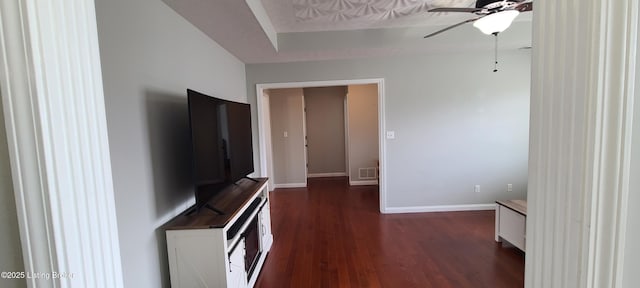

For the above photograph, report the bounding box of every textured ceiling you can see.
[293,0,459,21]
[264,0,478,32]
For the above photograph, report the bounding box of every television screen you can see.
[225,101,254,182]
[187,89,255,211]
[188,90,225,185]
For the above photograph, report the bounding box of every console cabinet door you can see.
[498,206,526,251]
[227,240,247,288]
[259,202,273,251]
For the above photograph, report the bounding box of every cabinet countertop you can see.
[163,178,268,230]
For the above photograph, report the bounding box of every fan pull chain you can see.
[493,33,499,72]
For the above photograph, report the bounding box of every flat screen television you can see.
[187,89,254,213]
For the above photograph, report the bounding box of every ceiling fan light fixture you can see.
[473,10,520,35]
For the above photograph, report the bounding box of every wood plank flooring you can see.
[255,177,524,288]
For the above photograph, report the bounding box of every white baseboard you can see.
[307,172,347,178]
[273,183,307,189]
[349,180,378,186]
[384,204,496,214]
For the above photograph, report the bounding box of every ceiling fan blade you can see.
[515,2,532,12]
[428,7,482,13]
[424,17,482,38]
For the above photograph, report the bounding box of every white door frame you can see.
[343,94,350,182]
[256,79,387,213]
[301,95,309,186]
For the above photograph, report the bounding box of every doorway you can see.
[256,79,387,213]
[303,86,348,180]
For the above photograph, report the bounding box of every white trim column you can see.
[0,0,124,287]
[527,0,638,287]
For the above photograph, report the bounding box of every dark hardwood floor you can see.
[255,177,524,288]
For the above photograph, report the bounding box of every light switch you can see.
[283,131,288,138]
[386,131,395,139]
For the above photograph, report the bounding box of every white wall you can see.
[304,86,347,176]
[94,0,246,287]
[0,94,25,288]
[247,51,530,209]
[268,88,307,186]
[347,84,379,183]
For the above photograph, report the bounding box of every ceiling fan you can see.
[424,0,533,72]
[424,0,533,38]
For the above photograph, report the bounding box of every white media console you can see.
[164,178,272,288]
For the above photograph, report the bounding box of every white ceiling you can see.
[162,0,532,63]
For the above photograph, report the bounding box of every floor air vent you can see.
[358,167,377,179]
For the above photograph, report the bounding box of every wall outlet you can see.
[474,185,480,193]
[507,184,513,192]
[386,131,395,139]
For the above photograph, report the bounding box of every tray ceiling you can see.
[162,0,531,63]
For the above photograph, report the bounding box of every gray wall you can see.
[247,51,530,208]
[269,88,307,185]
[623,25,640,287]
[304,86,347,176]
[347,84,379,182]
[0,94,26,288]
[95,0,246,287]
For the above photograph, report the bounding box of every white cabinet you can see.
[495,200,527,252]
[165,178,272,288]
